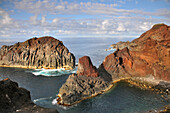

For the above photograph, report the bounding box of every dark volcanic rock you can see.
[100,23,170,82]
[57,56,111,105]
[77,56,99,77]
[0,78,58,113]
[57,74,110,105]
[0,36,75,69]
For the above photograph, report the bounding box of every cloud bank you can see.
[0,0,169,41]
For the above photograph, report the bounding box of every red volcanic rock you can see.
[77,56,99,77]
[100,24,170,81]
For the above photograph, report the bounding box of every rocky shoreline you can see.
[0,78,58,113]
[57,73,170,106]
[57,74,115,106]
[57,23,170,106]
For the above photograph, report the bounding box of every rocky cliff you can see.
[57,56,112,106]
[0,78,58,113]
[57,24,170,106]
[0,36,75,69]
[100,23,170,82]
[77,56,99,77]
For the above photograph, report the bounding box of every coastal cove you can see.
[0,0,170,112]
[0,37,169,113]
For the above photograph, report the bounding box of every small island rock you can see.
[57,56,111,106]
[0,36,75,70]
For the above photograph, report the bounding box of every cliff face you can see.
[100,24,170,82]
[0,36,75,69]
[77,56,99,77]
[0,78,58,113]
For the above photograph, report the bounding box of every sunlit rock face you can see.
[0,36,75,70]
[77,56,99,77]
[100,24,170,82]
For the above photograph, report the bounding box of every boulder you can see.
[0,36,75,70]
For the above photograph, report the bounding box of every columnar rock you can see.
[0,78,58,113]
[0,36,75,69]
[57,56,111,106]
[99,23,170,82]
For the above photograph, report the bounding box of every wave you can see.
[105,48,116,51]
[52,98,77,110]
[34,96,75,110]
[52,97,58,105]
[26,67,77,77]
[33,96,57,109]
[34,96,53,103]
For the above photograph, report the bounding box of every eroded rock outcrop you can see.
[77,56,99,77]
[57,56,112,105]
[0,36,75,69]
[0,78,58,113]
[100,24,170,82]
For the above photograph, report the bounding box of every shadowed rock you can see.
[0,78,58,113]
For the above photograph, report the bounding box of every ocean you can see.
[0,37,169,113]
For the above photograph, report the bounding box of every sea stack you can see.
[57,56,112,106]
[0,36,75,70]
[77,56,99,77]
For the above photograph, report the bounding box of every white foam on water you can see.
[33,96,53,103]
[106,48,116,51]
[26,67,77,77]
[52,98,58,105]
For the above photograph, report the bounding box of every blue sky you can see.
[0,0,169,42]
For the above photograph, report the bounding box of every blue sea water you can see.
[0,37,169,113]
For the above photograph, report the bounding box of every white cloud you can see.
[117,23,126,32]
[0,8,12,24]
[14,0,169,17]
[52,18,59,23]
[41,15,46,25]
[139,22,153,31]
[29,15,38,25]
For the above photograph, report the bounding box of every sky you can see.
[0,0,170,42]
